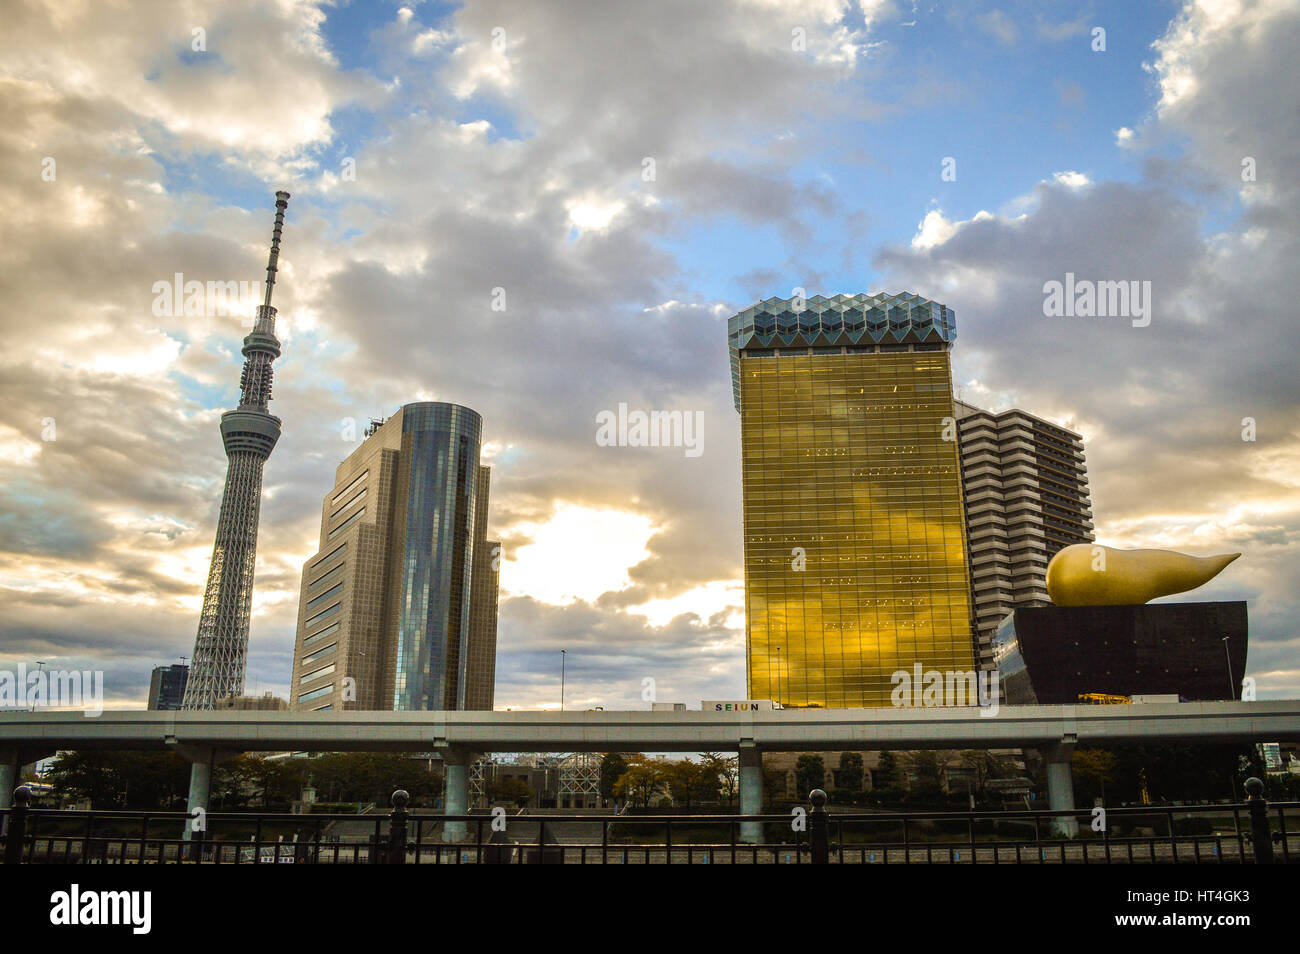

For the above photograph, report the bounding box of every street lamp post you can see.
[33,661,45,713]
[560,649,566,712]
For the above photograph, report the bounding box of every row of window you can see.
[298,684,333,704]
[303,621,340,647]
[310,540,348,571]
[300,663,336,685]
[327,506,366,540]
[307,561,345,592]
[304,582,343,612]
[300,641,337,666]
[331,469,368,506]
[329,486,367,521]
[303,601,341,629]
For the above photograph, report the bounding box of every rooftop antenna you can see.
[263,191,290,308]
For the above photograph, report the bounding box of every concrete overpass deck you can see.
[3,701,1296,842]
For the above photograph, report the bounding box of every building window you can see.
[305,582,344,611]
[307,562,345,591]
[327,507,366,539]
[298,684,333,703]
[303,622,340,646]
[301,642,338,665]
[300,663,336,684]
[331,470,369,505]
[310,540,348,570]
[329,487,367,520]
[304,602,341,628]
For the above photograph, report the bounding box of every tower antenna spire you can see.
[263,190,290,308]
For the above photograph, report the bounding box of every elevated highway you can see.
[4,701,1296,841]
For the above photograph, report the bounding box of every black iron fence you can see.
[3,780,1294,865]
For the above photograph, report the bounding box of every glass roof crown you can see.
[726,292,957,410]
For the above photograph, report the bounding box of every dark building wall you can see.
[994,602,1248,704]
[147,665,189,710]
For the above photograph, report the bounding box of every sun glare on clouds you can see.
[626,580,744,628]
[504,503,657,605]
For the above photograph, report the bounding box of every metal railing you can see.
[3,779,1293,864]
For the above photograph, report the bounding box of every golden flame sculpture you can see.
[1045,544,1241,607]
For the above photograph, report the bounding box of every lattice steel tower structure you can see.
[182,191,291,709]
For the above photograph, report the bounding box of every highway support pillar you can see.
[0,746,18,838]
[0,746,19,814]
[738,742,763,845]
[174,745,239,848]
[439,744,471,843]
[1042,738,1078,838]
[184,759,212,845]
[1,746,52,838]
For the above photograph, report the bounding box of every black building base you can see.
[992,602,1248,705]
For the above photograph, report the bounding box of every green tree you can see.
[762,766,789,802]
[213,755,260,809]
[873,751,902,791]
[1072,748,1118,803]
[959,750,1015,800]
[47,751,191,810]
[257,753,441,807]
[702,753,738,808]
[836,752,864,791]
[662,759,722,810]
[905,751,945,799]
[613,759,665,810]
[1102,743,1251,804]
[599,752,630,799]
[795,754,825,795]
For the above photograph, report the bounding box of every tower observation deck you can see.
[182,192,291,709]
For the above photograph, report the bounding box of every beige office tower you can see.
[954,401,1094,669]
[289,403,499,711]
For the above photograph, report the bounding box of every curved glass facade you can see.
[392,403,482,711]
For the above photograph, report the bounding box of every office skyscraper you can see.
[289,403,499,712]
[147,664,189,710]
[183,192,290,710]
[954,401,1094,668]
[729,293,976,708]
[465,465,501,711]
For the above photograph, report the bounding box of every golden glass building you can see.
[729,293,976,708]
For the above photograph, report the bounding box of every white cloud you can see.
[1051,170,1091,188]
[566,195,627,232]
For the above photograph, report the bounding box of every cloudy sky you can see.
[1,0,1297,711]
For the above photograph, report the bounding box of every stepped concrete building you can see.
[954,401,1094,669]
[289,403,499,712]
[183,192,291,710]
[729,293,976,708]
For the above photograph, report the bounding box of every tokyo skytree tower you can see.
[182,191,291,709]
